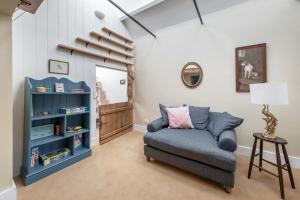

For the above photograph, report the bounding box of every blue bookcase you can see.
[21,77,92,185]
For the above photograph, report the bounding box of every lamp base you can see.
[261,104,278,139]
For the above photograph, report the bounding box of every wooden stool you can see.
[248,133,295,199]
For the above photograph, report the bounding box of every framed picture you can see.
[120,79,126,85]
[55,83,64,92]
[235,43,267,92]
[49,59,69,75]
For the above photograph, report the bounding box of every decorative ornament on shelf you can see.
[250,83,288,138]
[55,83,64,92]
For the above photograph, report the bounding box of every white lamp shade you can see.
[250,83,288,105]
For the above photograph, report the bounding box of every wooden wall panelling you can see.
[99,102,133,144]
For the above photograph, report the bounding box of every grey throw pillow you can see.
[189,106,210,130]
[159,104,169,127]
[208,112,243,140]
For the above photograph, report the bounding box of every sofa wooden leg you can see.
[223,186,232,193]
[146,156,150,162]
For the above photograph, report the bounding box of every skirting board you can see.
[133,124,300,169]
[0,182,16,200]
[237,145,300,169]
[133,124,147,133]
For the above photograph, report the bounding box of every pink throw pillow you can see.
[166,106,194,129]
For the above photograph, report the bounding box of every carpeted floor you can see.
[15,131,300,200]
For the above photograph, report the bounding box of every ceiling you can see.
[121,0,248,38]
[112,0,158,14]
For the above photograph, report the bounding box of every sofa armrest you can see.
[218,130,237,152]
[147,118,164,132]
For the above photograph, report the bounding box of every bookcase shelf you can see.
[32,92,90,95]
[21,77,92,185]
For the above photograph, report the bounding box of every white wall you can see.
[0,13,14,193]
[12,0,132,176]
[96,67,128,104]
[134,0,300,157]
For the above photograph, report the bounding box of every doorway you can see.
[96,65,133,144]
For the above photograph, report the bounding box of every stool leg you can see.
[259,139,263,172]
[282,145,295,189]
[248,138,258,179]
[276,144,285,199]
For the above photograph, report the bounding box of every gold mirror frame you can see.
[181,62,203,88]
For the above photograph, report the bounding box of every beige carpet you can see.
[15,131,300,200]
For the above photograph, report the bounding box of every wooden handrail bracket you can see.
[90,31,134,50]
[102,27,134,44]
[76,37,134,58]
[58,44,133,66]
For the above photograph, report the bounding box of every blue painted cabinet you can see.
[21,77,92,185]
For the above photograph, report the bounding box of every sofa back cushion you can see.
[208,112,243,140]
[189,106,210,130]
[166,106,194,129]
[159,104,169,127]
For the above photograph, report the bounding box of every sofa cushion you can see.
[189,106,210,130]
[147,118,164,132]
[159,104,187,127]
[218,130,237,152]
[144,128,236,172]
[166,106,194,129]
[159,104,169,127]
[208,112,243,140]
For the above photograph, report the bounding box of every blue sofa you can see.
[144,112,240,192]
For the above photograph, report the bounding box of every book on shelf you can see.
[75,134,82,148]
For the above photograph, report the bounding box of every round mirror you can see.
[181,62,203,88]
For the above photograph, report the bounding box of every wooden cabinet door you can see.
[99,102,133,144]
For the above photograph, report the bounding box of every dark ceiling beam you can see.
[193,0,204,25]
[107,0,157,38]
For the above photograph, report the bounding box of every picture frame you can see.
[235,43,267,92]
[120,79,126,85]
[55,83,65,93]
[49,59,69,75]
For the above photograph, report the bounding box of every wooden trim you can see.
[102,27,134,43]
[100,126,133,145]
[76,37,134,58]
[100,106,133,115]
[99,102,133,144]
[100,124,133,140]
[57,44,133,66]
[90,31,134,50]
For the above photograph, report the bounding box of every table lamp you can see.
[250,83,288,139]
